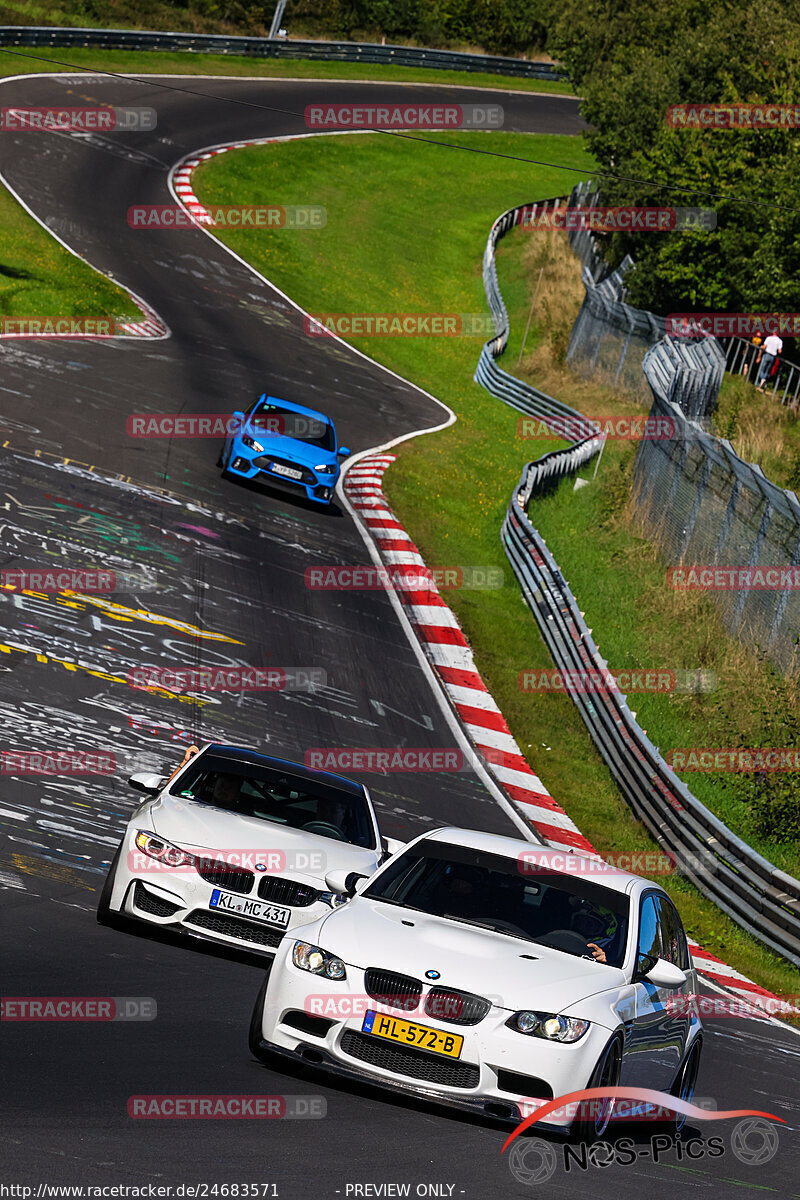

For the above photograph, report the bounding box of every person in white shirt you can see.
[756,333,783,390]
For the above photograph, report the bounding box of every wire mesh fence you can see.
[476,184,800,959]
[557,182,800,674]
[564,184,665,400]
[633,375,800,677]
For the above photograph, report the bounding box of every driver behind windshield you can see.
[314,796,348,838]
[432,863,486,920]
[205,772,243,809]
[568,895,620,964]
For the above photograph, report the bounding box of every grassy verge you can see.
[0,179,141,323]
[192,131,800,997]
[713,372,800,491]
[0,45,575,94]
[0,42,574,324]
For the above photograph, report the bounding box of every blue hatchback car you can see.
[221,395,350,506]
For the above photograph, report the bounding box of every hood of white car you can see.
[319,898,625,1013]
[147,794,378,881]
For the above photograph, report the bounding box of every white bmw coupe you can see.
[97,743,396,957]
[249,826,703,1138]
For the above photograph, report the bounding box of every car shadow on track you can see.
[247,1041,709,1145]
[219,467,348,518]
[97,911,278,972]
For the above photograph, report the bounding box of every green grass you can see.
[713,371,800,491]
[0,181,140,323]
[0,40,573,325]
[190,129,800,997]
[0,45,575,94]
[523,446,800,877]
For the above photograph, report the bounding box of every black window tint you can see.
[363,843,630,967]
[169,752,375,848]
[657,897,689,969]
[637,894,661,973]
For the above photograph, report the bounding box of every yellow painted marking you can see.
[12,853,95,891]
[74,594,243,644]
[0,641,210,707]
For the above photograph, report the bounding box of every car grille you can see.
[364,968,423,1013]
[253,455,316,485]
[424,987,491,1026]
[195,860,255,895]
[340,1031,480,1089]
[133,882,182,918]
[257,876,319,907]
[185,909,284,948]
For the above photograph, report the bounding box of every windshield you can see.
[250,402,335,452]
[363,843,630,967]
[169,752,375,849]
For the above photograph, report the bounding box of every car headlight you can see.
[241,435,265,452]
[135,830,195,868]
[317,891,349,910]
[314,463,337,474]
[292,941,347,979]
[507,1011,590,1043]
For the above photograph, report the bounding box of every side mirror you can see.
[324,869,368,897]
[381,836,406,860]
[338,446,351,457]
[643,958,687,989]
[230,411,246,435]
[128,771,166,795]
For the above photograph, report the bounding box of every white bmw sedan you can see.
[250,827,703,1138]
[97,743,394,957]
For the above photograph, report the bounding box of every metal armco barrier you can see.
[0,26,568,81]
[502,475,800,968]
[475,195,596,427]
[476,188,800,967]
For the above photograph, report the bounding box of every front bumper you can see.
[225,439,337,504]
[111,865,331,958]
[259,951,615,1130]
[253,1037,536,1126]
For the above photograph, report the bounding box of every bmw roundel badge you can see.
[255,863,267,872]
[425,970,441,980]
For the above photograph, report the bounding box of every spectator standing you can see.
[756,333,783,391]
[744,332,763,378]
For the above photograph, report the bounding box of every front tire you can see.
[570,1032,623,1143]
[248,973,273,1064]
[670,1038,702,1131]
[96,842,126,928]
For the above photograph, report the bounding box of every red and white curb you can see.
[344,454,798,1021]
[0,186,168,342]
[345,454,593,856]
[171,131,374,220]
[172,133,795,1024]
[0,300,168,341]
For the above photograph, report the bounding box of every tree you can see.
[545,0,800,312]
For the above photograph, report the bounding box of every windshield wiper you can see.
[365,895,430,913]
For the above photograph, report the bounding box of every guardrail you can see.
[475,195,592,423]
[476,188,800,967]
[722,333,800,410]
[0,25,568,81]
